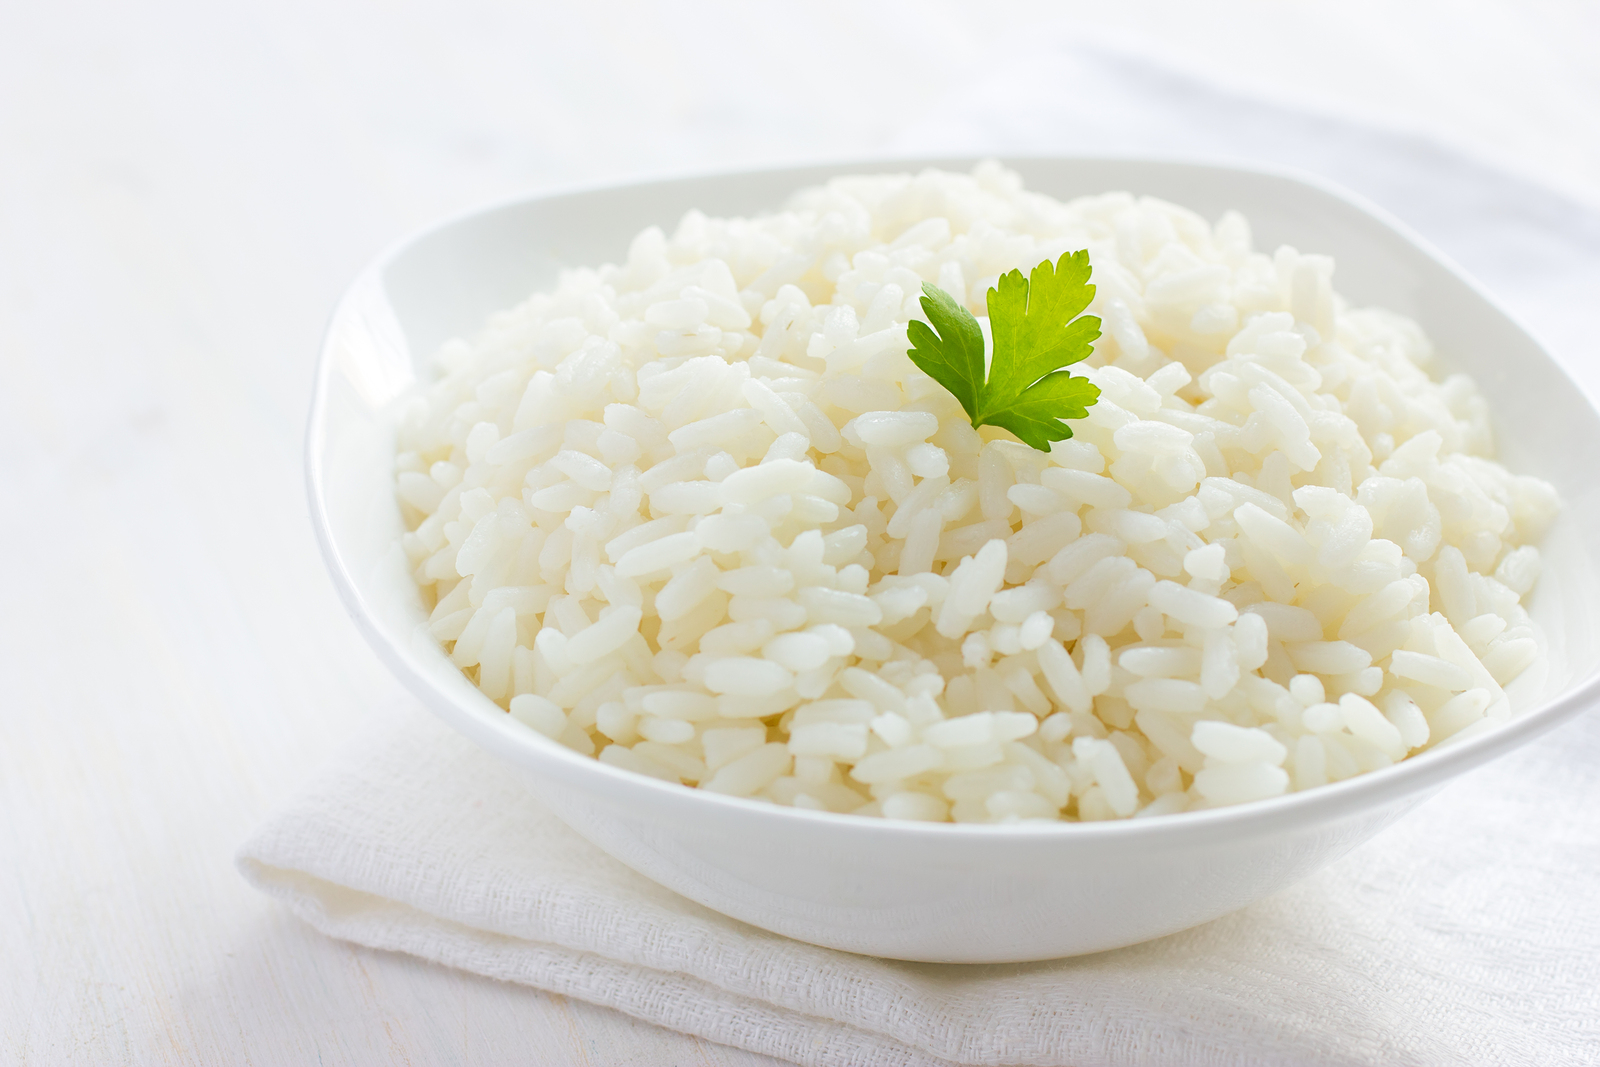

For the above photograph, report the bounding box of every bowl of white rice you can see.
[309,158,1600,963]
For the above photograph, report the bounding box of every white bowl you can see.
[308,157,1600,964]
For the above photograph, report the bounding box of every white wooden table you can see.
[5,2,1599,1062]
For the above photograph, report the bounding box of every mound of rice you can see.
[394,162,1559,823]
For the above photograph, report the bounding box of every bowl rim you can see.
[307,151,1600,845]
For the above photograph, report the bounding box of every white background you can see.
[4,2,1599,1063]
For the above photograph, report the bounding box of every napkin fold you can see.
[240,703,1600,1067]
[245,35,1600,1067]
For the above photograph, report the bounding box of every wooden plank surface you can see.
[3,2,1598,1063]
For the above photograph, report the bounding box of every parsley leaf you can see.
[907,251,1102,451]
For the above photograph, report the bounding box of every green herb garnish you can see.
[907,251,1102,451]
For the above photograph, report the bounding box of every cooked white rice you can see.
[395,162,1559,823]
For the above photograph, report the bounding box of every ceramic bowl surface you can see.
[308,157,1600,963]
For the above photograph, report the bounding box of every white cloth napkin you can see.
[240,704,1598,1067]
[242,35,1600,1067]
